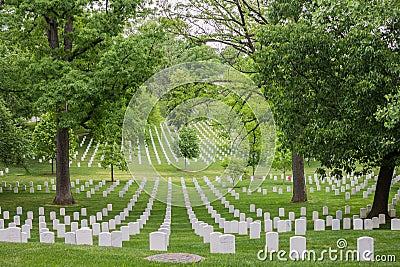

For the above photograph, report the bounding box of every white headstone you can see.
[249,204,255,213]
[40,231,54,243]
[336,210,343,220]
[81,208,87,217]
[120,226,130,241]
[277,220,286,233]
[65,232,76,244]
[210,232,222,253]
[290,236,306,260]
[343,218,351,230]
[391,218,400,230]
[71,222,79,233]
[21,224,31,239]
[101,222,109,233]
[378,214,386,225]
[265,232,279,252]
[295,219,306,235]
[16,207,22,215]
[57,224,66,238]
[372,217,380,229]
[98,232,112,246]
[314,219,325,231]
[360,208,367,219]
[353,218,363,230]
[238,221,248,235]
[81,219,88,228]
[128,222,140,235]
[312,211,318,221]
[332,219,340,230]
[264,219,273,233]
[250,221,261,239]
[256,208,263,217]
[219,234,235,254]
[149,231,167,251]
[13,216,20,226]
[64,216,71,226]
[357,236,374,261]
[300,207,306,217]
[92,223,100,236]
[76,228,93,245]
[111,231,123,247]
[203,225,214,243]
[326,216,333,227]
[73,212,79,221]
[322,206,328,216]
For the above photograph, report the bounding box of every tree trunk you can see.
[290,149,307,203]
[47,16,75,205]
[111,164,114,182]
[367,158,395,219]
[53,124,75,205]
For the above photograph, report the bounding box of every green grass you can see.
[0,137,399,266]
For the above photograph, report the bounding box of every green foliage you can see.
[32,113,56,161]
[99,141,127,180]
[32,112,77,161]
[175,126,200,168]
[256,1,400,172]
[272,131,292,177]
[147,103,163,125]
[0,99,31,166]
[221,156,249,183]
[376,92,400,130]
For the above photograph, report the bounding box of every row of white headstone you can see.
[148,127,161,165]
[150,178,172,251]
[160,122,179,163]
[195,120,230,150]
[262,232,375,261]
[193,122,227,163]
[194,178,264,239]
[180,178,235,254]
[200,175,400,235]
[0,179,155,246]
[153,125,172,165]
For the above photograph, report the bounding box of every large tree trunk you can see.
[291,149,307,203]
[367,157,395,219]
[47,16,75,205]
[53,124,75,205]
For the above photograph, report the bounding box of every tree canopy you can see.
[256,0,400,217]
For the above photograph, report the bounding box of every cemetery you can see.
[1,1,400,266]
[0,120,400,266]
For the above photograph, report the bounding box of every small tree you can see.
[100,142,127,182]
[174,126,200,170]
[32,113,56,174]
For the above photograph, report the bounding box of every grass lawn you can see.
[0,131,399,267]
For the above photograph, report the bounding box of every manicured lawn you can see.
[0,157,399,266]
